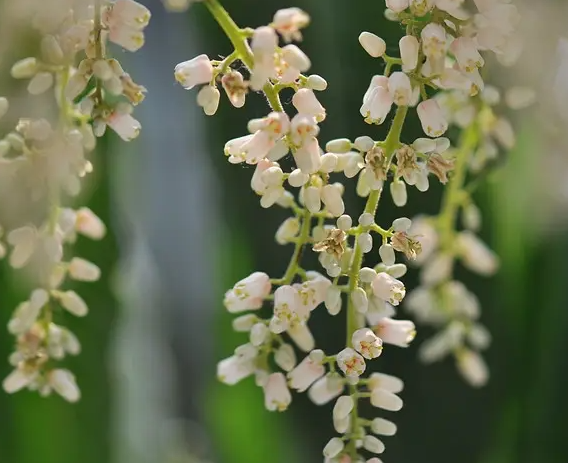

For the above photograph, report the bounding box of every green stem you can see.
[94,0,104,105]
[203,0,313,285]
[280,210,312,284]
[437,122,479,249]
[345,105,408,460]
[203,0,284,112]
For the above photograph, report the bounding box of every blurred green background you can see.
[1,1,568,463]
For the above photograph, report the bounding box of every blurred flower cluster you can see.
[1,0,149,402]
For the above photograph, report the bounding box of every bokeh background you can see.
[1,1,568,463]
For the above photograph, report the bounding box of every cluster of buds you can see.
[1,0,150,401]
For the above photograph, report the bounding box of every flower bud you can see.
[11,57,38,79]
[174,54,213,90]
[399,35,419,72]
[323,437,344,458]
[359,32,386,58]
[288,168,309,187]
[333,395,354,421]
[304,186,321,213]
[390,179,407,207]
[351,287,369,313]
[307,74,327,91]
[388,72,412,106]
[27,72,54,95]
[417,99,448,138]
[371,418,397,436]
[197,85,220,116]
[321,184,345,217]
[326,138,351,153]
[358,232,373,254]
[363,435,385,454]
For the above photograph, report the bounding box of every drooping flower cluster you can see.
[383,0,534,387]
[1,0,149,401]
[173,0,526,460]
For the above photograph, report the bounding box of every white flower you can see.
[106,111,141,141]
[456,349,488,387]
[288,354,325,392]
[263,372,292,411]
[217,354,255,385]
[54,290,88,317]
[272,7,310,42]
[451,37,484,73]
[352,328,383,359]
[323,437,344,459]
[276,217,300,245]
[68,257,101,282]
[371,272,406,306]
[7,226,37,269]
[409,216,438,264]
[293,136,321,174]
[386,0,410,13]
[333,395,354,421]
[3,367,37,394]
[308,374,344,405]
[250,26,278,91]
[49,369,81,402]
[197,85,220,116]
[360,76,393,124]
[292,88,326,122]
[321,184,345,217]
[336,347,366,378]
[294,273,331,312]
[288,322,315,352]
[282,44,311,72]
[390,179,407,207]
[270,285,305,333]
[399,35,419,72]
[370,388,403,411]
[224,272,271,313]
[417,99,448,137]
[363,436,385,454]
[388,72,412,106]
[456,231,499,276]
[374,318,416,347]
[274,344,297,371]
[359,32,386,58]
[421,23,447,61]
[104,0,151,52]
[371,417,398,436]
[75,207,106,240]
[174,55,213,90]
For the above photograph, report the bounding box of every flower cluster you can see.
[390,0,534,387]
[1,0,149,401]
[174,0,527,460]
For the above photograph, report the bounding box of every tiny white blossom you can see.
[263,372,292,411]
[174,54,213,90]
[359,32,386,58]
[352,328,383,359]
[371,272,406,306]
[336,347,366,378]
[288,354,325,392]
[224,272,271,313]
[374,318,416,347]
